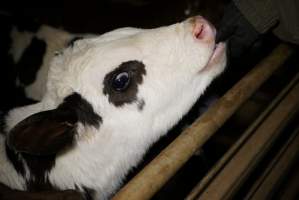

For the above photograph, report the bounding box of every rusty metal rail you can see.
[112,44,293,200]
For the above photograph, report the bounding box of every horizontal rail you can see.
[245,126,299,200]
[194,73,299,200]
[112,44,293,200]
[186,71,299,200]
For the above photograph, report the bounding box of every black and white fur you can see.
[9,23,92,101]
[0,16,226,199]
[0,13,92,106]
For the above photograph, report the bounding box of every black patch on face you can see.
[60,93,102,128]
[16,36,46,85]
[103,60,146,107]
[67,36,83,48]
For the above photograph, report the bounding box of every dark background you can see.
[0,0,226,33]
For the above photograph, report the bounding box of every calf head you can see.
[5,16,226,197]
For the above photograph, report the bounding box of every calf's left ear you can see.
[7,92,102,156]
[7,108,78,156]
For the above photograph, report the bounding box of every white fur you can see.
[1,16,226,199]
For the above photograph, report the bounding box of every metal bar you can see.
[186,70,299,200]
[244,126,299,200]
[112,44,293,200]
[275,158,299,199]
[196,76,299,200]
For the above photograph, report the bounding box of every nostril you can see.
[195,24,203,39]
[192,16,216,42]
[194,24,204,39]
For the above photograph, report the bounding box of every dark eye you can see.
[112,72,130,91]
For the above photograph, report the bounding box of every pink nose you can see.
[192,16,216,43]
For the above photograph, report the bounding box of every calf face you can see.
[4,16,226,199]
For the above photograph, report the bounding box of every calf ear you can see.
[7,108,78,156]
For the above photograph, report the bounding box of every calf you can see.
[0,16,226,200]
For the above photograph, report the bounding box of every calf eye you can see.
[103,60,146,107]
[112,72,130,91]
